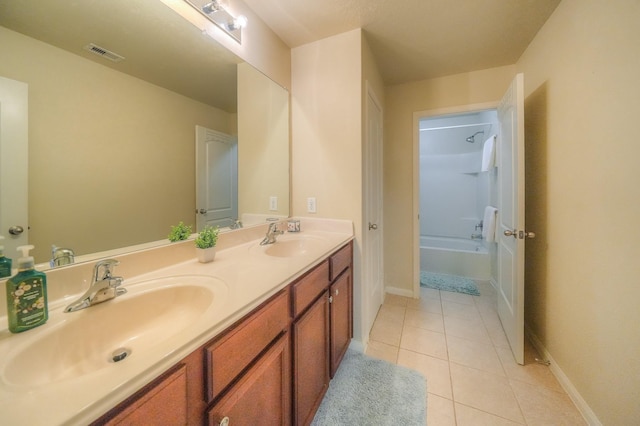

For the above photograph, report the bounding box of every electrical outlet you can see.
[307,197,317,213]
[269,196,278,211]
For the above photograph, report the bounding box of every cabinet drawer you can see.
[292,261,329,318]
[329,242,352,281]
[206,289,290,403]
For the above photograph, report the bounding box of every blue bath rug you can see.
[311,348,427,425]
[420,271,480,296]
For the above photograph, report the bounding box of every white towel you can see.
[482,206,498,243]
[481,135,497,171]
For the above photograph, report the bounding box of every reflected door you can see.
[0,76,29,257]
[195,126,238,230]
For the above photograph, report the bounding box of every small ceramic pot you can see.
[196,247,216,263]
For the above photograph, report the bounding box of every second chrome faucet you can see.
[260,222,284,245]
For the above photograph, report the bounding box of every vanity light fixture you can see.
[184,0,247,43]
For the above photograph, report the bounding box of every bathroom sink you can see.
[1,275,227,388]
[252,234,328,258]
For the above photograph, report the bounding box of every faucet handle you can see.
[94,259,120,281]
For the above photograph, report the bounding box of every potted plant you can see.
[168,221,192,242]
[195,225,219,263]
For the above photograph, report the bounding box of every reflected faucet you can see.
[260,222,284,245]
[50,245,75,267]
[64,259,127,313]
[229,218,243,229]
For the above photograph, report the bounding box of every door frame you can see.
[412,101,499,297]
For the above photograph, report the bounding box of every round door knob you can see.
[503,229,517,237]
[524,231,536,239]
[368,223,378,230]
[198,209,206,214]
[8,226,24,235]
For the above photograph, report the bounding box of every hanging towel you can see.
[481,135,497,171]
[482,206,498,243]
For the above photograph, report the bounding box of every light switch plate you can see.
[269,196,278,211]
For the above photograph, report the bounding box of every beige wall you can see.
[383,65,516,294]
[517,0,640,423]
[0,27,232,262]
[237,62,290,217]
[291,29,366,340]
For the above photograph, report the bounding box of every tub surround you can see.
[0,218,353,425]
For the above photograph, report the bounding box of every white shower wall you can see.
[419,110,498,241]
[420,152,485,238]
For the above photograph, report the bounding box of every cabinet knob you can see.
[328,295,333,304]
[334,289,339,296]
[219,416,229,426]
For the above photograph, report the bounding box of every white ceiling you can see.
[243,0,562,85]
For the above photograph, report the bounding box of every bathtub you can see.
[420,236,490,280]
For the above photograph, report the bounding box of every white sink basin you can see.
[0,275,227,388]
[251,234,328,258]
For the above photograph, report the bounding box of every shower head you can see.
[465,131,485,143]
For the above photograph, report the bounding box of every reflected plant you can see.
[168,222,193,242]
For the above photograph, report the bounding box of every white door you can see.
[364,83,384,337]
[195,126,238,230]
[0,76,29,257]
[497,73,533,365]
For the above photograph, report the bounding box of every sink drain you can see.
[110,347,132,363]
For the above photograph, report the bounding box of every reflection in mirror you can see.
[0,0,290,267]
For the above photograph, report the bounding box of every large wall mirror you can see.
[0,0,290,267]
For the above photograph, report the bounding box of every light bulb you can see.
[228,15,247,30]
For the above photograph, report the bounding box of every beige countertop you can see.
[0,218,353,425]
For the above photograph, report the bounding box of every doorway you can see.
[411,73,528,365]
[418,110,497,282]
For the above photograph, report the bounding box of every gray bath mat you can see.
[420,271,480,296]
[311,349,427,425]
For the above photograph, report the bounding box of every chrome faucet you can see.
[260,222,284,245]
[64,259,127,313]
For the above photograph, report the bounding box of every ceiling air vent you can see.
[83,43,125,63]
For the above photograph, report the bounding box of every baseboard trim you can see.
[525,324,602,426]
[385,286,414,298]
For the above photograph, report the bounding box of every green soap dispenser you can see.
[0,236,11,278]
[5,245,48,333]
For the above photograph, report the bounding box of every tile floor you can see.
[365,281,587,425]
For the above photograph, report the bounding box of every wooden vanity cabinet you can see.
[93,241,353,426]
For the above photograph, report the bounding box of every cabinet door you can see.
[293,291,330,426]
[208,333,291,426]
[330,269,352,378]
